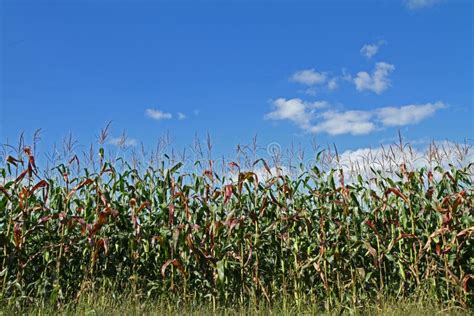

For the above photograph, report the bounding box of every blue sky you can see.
[1,0,473,160]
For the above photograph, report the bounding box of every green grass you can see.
[0,290,471,315]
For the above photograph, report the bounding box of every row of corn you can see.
[0,146,472,308]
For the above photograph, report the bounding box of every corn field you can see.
[0,137,473,311]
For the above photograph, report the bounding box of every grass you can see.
[0,131,473,313]
[0,291,470,315]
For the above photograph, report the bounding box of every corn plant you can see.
[0,141,472,310]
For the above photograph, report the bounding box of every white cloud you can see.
[177,112,187,120]
[311,100,330,109]
[336,140,473,182]
[354,62,395,94]
[341,69,352,82]
[310,111,376,135]
[109,136,138,147]
[376,102,445,126]
[265,98,375,136]
[360,40,385,59]
[327,78,338,90]
[145,109,173,120]
[290,69,327,86]
[264,98,328,129]
[225,141,472,185]
[303,87,318,96]
[265,98,310,128]
[404,0,442,10]
[360,44,379,59]
[336,145,425,184]
[290,68,341,93]
[265,98,444,136]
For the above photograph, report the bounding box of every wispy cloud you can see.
[290,69,327,86]
[354,62,395,94]
[327,78,338,90]
[265,98,444,136]
[360,40,385,59]
[109,136,138,148]
[404,0,442,10]
[177,112,187,120]
[341,69,352,82]
[145,109,173,120]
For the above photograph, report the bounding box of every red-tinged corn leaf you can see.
[161,259,186,278]
[99,192,108,206]
[23,146,32,157]
[462,274,473,293]
[259,197,268,215]
[456,226,474,238]
[100,164,116,175]
[440,246,452,255]
[6,155,22,166]
[93,238,109,261]
[435,243,441,255]
[395,233,419,242]
[89,207,118,236]
[23,147,36,169]
[423,227,450,252]
[67,178,94,200]
[0,185,11,200]
[365,219,380,237]
[385,187,408,202]
[280,183,292,196]
[427,170,434,183]
[69,217,88,235]
[13,223,22,249]
[339,169,345,188]
[443,171,455,183]
[38,215,53,225]
[19,187,30,209]
[169,203,175,226]
[25,157,37,178]
[228,161,240,172]
[212,191,221,200]
[151,235,163,248]
[30,180,48,194]
[227,217,243,235]
[238,172,258,192]
[442,212,452,226]
[68,154,79,166]
[138,201,150,213]
[364,242,377,259]
[426,187,435,199]
[253,158,272,175]
[451,190,466,212]
[203,169,213,180]
[15,169,28,183]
